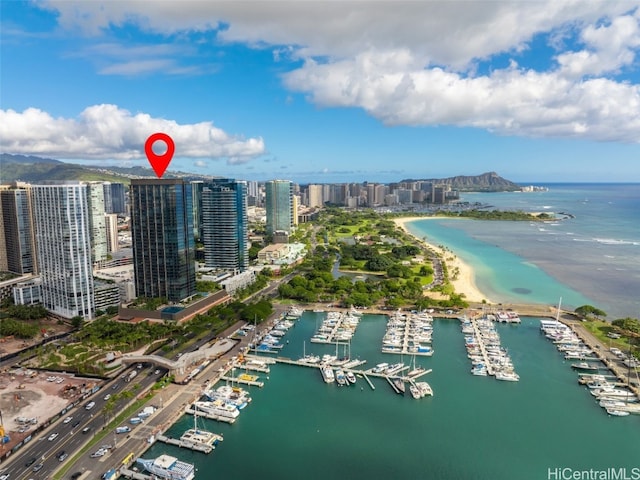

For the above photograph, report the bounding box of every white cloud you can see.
[36,1,640,142]
[41,1,632,68]
[284,50,640,142]
[0,104,265,161]
[556,12,640,77]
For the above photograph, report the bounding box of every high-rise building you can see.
[0,185,36,274]
[103,182,127,214]
[201,179,248,272]
[88,182,108,263]
[374,184,387,206]
[111,182,126,214]
[102,182,113,214]
[31,183,95,319]
[307,184,324,208]
[105,213,119,253]
[0,185,9,271]
[265,180,294,236]
[130,179,196,303]
[190,181,204,242]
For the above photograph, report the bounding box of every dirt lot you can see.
[0,367,99,452]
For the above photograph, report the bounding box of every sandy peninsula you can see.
[393,217,495,304]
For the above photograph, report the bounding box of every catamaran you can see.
[180,412,223,449]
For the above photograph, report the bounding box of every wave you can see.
[572,237,639,246]
[593,238,639,246]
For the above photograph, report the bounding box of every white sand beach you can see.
[393,217,495,304]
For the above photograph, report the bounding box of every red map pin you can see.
[145,132,175,178]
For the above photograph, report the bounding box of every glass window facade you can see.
[201,179,248,272]
[130,179,196,303]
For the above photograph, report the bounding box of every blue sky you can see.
[1,1,640,183]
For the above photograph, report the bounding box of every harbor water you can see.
[146,313,640,480]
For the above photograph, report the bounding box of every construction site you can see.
[0,366,98,455]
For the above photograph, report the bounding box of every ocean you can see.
[406,183,640,319]
[142,183,640,479]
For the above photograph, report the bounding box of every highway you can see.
[1,365,166,480]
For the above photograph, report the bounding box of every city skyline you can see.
[2,2,640,183]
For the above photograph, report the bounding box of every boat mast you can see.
[555,297,563,322]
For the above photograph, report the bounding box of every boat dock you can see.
[271,356,431,382]
[310,310,361,344]
[541,319,640,415]
[243,354,276,364]
[565,323,640,399]
[460,315,519,380]
[381,310,434,356]
[386,376,400,394]
[220,375,264,388]
[155,434,216,454]
[469,317,494,376]
[362,373,375,390]
[185,406,236,424]
[342,359,367,369]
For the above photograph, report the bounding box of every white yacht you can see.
[136,455,195,480]
[193,400,240,420]
[418,382,433,396]
[495,370,520,382]
[321,365,335,383]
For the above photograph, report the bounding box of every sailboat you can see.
[407,354,425,378]
[180,411,223,450]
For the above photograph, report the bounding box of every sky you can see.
[1,1,640,184]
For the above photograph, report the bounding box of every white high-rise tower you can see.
[31,183,95,320]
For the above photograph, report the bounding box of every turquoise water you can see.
[411,183,639,318]
[404,217,593,309]
[145,313,640,480]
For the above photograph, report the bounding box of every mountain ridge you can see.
[401,171,521,191]
[2,154,522,190]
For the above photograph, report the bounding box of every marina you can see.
[381,310,434,356]
[540,319,640,415]
[154,411,224,454]
[310,310,361,344]
[139,313,640,480]
[460,315,519,381]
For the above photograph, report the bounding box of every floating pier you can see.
[221,375,264,388]
[386,376,400,394]
[156,434,216,454]
[361,373,375,390]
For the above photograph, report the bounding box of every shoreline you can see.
[393,216,495,304]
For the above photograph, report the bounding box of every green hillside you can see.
[0,158,131,184]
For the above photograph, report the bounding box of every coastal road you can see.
[1,366,165,480]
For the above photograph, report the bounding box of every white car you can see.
[63,416,73,424]
[85,401,95,410]
[47,432,59,441]
[90,448,106,458]
[103,394,111,401]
